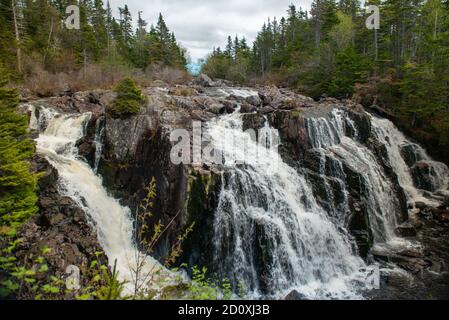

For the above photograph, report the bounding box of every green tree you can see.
[322,47,372,98]
[0,66,38,236]
[108,77,146,118]
[0,0,16,71]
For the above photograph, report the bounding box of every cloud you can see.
[109,0,312,61]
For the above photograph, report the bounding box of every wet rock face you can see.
[179,169,221,269]
[98,118,189,259]
[369,142,409,224]
[76,116,104,168]
[410,161,447,192]
[395,222,417,237]
[400,142,424,167]
[345,108,372,143]
[367,199,449,300]
[242,113,266,132]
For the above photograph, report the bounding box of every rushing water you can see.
[93,117,105,173]
[370,115,449,203]
[305,110,402,242]
[206,107,449,299]
[206,111,369,299]
[29,106,173,294]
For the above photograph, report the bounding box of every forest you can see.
[0,0,188,93]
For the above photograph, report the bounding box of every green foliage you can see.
[0,244,64,299]
[77,257,127,300]
[0,66,38,236]
[0,240,125,300]
[174,264,245,300]
[0,0,16,70]
[319,47,372,99]
[202,36,252,83]
[108,77,146,118]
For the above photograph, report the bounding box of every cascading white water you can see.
[93,117,105,173]
[218,88,259,98]
[370,115,449,203]
[306,109,401,242]
[305,109,449,252]
[29,106,173,294]
[206,111,368,299]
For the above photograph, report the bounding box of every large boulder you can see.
[258,86,314,110]
[284,290,309,300]
[400,142,424,167]
[395,222,417,237]
[411,161,448,192]
[193,74,216,87]
[242,113,266,132]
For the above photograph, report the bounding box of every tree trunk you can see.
[374,29,378,61]
[43,18,54,65]
[12,0,22,73]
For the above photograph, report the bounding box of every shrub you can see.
[108,77,147,118]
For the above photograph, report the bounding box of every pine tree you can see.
[92,0,108,54]
[105,0,113,59]
[108,77,146,118]
[0,0,15,70]
[225,35,233,58]
[79,1,100,64]
[0,65,38,236]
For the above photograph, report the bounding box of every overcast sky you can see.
[109,0,313,61]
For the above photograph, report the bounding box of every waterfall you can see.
[206,111,368,299]
[304,109,449,250]
[370,115,449,203]
[218,88,259,98]
[27,102,449,300]
[206,107,449,299]
[29,106,173,294]
[305,109,401,243]
[93,117,105,173]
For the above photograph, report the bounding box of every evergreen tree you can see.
[0,0,15,70]
[92,0,108,54]
[108,77,146,118]
[225,35,233,58]
[0,65,38,236]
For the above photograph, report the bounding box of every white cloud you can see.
[109,0,312,61]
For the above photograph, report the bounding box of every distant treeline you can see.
[203,0,449,162]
